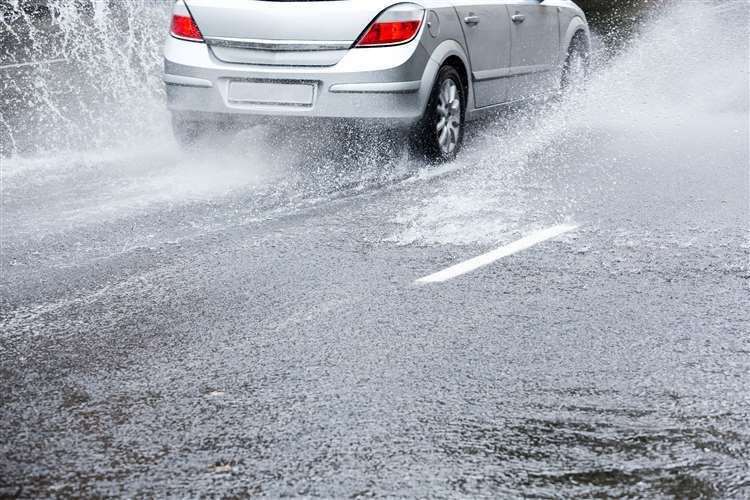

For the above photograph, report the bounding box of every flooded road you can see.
[1,1,749,497]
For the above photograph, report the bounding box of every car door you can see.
[452,0,513,108]
[506,0,560,100]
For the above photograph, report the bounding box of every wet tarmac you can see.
[1,1,749,498]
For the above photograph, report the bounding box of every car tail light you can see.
[356,4,425,47]
[171,1,203,42]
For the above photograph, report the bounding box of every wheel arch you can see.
[418,40,473,115]
[562,16,591,59]
[556,16,590,86]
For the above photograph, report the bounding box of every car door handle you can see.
[464,15,480,26]
[511,13,526,24]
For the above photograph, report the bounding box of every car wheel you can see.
[561,33,590,92]
[410,65,465,163]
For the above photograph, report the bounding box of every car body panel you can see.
[452,0,512,108]
[184,0,404,66]
[164,33,432,122]
[164,0,589,125]
[183,0,397,42]
[507,0,561,100]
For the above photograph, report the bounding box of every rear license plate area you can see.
[228,80,316,107]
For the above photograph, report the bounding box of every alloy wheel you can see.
[435,78,462,155]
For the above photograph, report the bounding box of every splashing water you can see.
[0,0,171,156]
[0,0,747,244]
[1,0,747,157]
[390,0,749,246]
[0,0,422,209]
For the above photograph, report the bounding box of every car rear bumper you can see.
[163,35,436,125]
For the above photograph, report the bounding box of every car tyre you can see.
[561,32,590,92]
[410,65,466,163]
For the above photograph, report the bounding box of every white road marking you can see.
[415,224,579,284]
[0,58,66,70]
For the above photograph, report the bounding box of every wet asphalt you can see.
[2,106,748,497]
[2,4,750,498]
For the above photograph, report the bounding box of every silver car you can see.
[164,0,590,161]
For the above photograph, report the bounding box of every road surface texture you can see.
[1,1,749,497]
